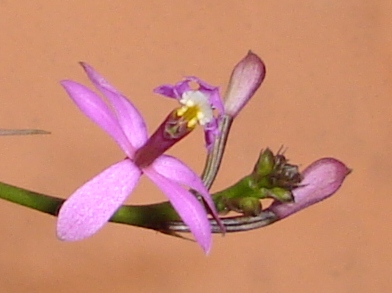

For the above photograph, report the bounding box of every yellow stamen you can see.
[176,105,201,129]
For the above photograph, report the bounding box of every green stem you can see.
[0,179,279,235]
[0,181,180,231]
[0,182,62,215]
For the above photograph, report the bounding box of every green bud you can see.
[251,148,303,190]
[254,148,275,177]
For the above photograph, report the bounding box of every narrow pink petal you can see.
[153,80,190,99]
[61,80,133,157]
[80,62,148,151]
[57,159,141,241]
[144,166,212,253]
[153,84,179,99]
[203,119,219,152]
[268,158,351,219]
[204,88,224,115]
[149,155,225,233]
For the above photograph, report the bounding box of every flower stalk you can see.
[0,151,350,234]
[200,51,266,189]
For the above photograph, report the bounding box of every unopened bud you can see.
[224,51,266,117]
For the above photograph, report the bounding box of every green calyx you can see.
[214,148,302,216]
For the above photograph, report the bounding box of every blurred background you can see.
[0,1,390,292]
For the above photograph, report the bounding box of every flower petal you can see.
[153,79,190,99]
[153,84,177,98]
[155,77,223,151]
[144,166,212,253]
[57,159,141,241]
[267,158,351,219]
[149,155,225,233]
[203,119,219,151]
[80,62,148,151]
[61,81,133,157]
[186,76,224,114]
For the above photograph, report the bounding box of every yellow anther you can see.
[176,106,187,117]
[175,90,214,127]
[173,104,202,130]
[177,105,200,121]
[187,118,198,128]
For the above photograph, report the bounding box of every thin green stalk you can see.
[0,180,278,235]
[0,181,179,230]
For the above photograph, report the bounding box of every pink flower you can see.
[154,77,223,150]
[57,63,224,253]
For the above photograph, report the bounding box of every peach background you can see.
[0,1,390,292]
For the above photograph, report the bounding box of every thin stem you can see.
[0,181,179,229]
[201,114,233,189]
[167,211,278,233]
[0,180,279,235]
[0,129,50,136]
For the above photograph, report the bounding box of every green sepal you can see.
[220,197,262,216]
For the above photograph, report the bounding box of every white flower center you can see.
[178,90,213,126]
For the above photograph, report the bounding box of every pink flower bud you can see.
[267,158,351,219]
[224,51,266,117]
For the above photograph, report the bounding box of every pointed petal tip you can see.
[59,79,75,88]
[202,242,212,255]
[78,62,96,77]
[246,50,265,63]
[78,61,89,72]
[195,228,212,255]
[193,227,211,255]
[152,84,175,97]
[77,61,115,93]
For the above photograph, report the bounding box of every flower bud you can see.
[223,51,266,117]
[251,148,302,191]
[267,158,351,219]
[253,148,275,177]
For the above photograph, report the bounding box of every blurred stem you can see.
[0,129,50,136]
